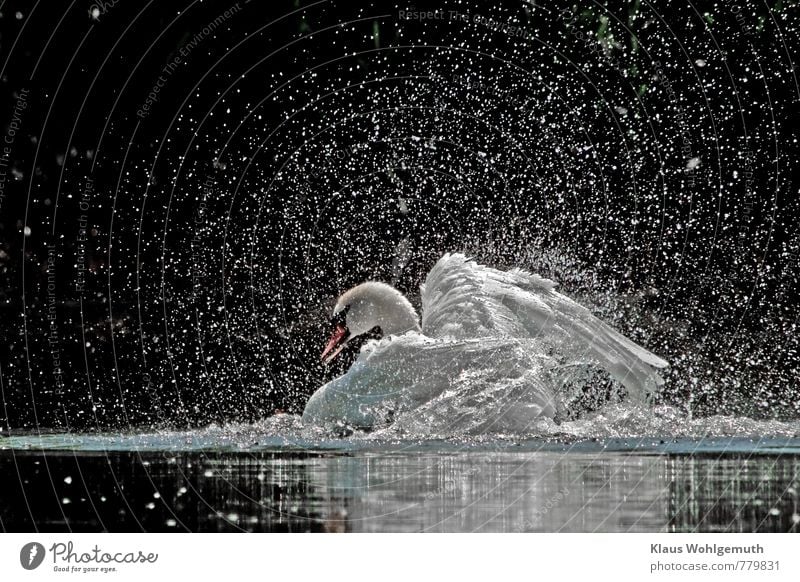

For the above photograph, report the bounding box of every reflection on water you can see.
[1,449,798,532]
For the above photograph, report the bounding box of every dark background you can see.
[0,0,798,431]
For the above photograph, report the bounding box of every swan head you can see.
[321,281,420,364]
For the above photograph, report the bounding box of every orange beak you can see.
[321,324,350,364]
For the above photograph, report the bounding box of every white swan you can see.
[302,253,668,433]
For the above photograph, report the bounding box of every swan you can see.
[302,253,668,433]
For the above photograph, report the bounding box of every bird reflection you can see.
[0,451,797,532]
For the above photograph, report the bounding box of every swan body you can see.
[303,253,668,433]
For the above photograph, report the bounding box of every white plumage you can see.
[302,253,667,433]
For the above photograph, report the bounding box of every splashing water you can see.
[3,403,799,455]
[1,1,797,439]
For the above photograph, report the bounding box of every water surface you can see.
[2,414,799,532]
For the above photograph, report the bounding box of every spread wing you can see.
[420,253,668,400]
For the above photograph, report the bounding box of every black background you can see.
[1,0,798,431]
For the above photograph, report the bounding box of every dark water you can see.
[1,436,799,532]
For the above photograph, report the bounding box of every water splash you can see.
[1,1,797,432]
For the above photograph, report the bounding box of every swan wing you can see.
[420,253,668,400]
